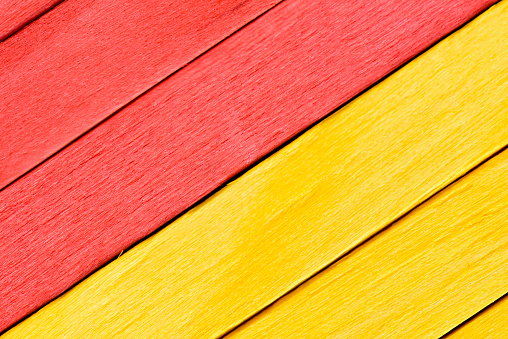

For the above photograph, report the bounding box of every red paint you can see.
[0,0,496,332]
[0,0,280,190]
[0,0,61,41]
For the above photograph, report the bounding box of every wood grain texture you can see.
[445,296,508,339]
[227,140,508,339]
[0,0,496,191]
[0,0,61,41]
[3,2,507,337]
[0,0,494,331]
[0,0,280,189]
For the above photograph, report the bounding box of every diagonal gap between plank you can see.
[0,0,67,43]
[0,0,287,193]
[216,144,508,338]
[439,292,508,338]
[215,9,505,339]
[0,0,501,335]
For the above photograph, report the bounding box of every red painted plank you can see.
[0,0,61,41]
[0,0,280,190]
[0,0,496,332]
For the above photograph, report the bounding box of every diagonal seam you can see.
[439,292,508,338]
[0,0,66,43]
[213,4,504,338]
[0,0,287,193]
[216,143,508,338]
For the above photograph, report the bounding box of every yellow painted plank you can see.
[228,148,508,339]
[445,296,508,339]
[3,1,508,338]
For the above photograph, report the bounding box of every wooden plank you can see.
[0,0,61,41]
[226,139,508,339]
[445,295,508,339]
[3,2,507,337]
[0,0,492,331]
[0,0,496,191]
[0,0,281,189]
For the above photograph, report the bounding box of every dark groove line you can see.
[0,0,67,43]
[0,0,290,335]
[217,144,508,338]
[217,4,504,338]
[0,0,287,193]
[440,292,508,338]
[0,0,502,336]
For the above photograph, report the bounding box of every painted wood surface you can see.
[227,142,508,339]
[0,0,61,41]
[3,2,507,337]
[0,0,495,331]
[0,0,280,189]
[2,0,492,191]
[445,296,508,339]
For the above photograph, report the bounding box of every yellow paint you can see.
[227,147,508,339]
[4,2,508,338]
[446,296,508,339]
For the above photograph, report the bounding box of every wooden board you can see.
[445,296,508,339]
[0,0,495,331]
[226,140,508,339]
[3,2,507,337]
